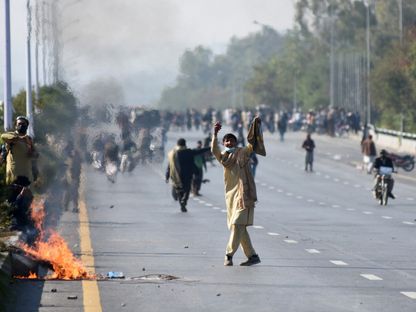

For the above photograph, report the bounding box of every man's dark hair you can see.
[177,138,186,146]
[16,116,29,125]
[222,133,237,143]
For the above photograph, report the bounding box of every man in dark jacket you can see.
[361,134,377,174]
[166,138,210,212]
[373,149,395,199]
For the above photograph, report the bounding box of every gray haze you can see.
[1,0,294,106]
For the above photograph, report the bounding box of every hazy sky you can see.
[1,0,295,105]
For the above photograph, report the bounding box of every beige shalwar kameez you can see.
[211,135,257,257]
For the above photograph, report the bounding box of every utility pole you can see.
[330,5,335,109]
[398,0,403,46]
[34,0,40,99]
[365,0,371,126]
[3,0,13,131]
[26,0,34,137]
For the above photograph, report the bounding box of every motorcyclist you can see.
[373,149,395,199]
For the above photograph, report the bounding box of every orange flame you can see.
[18,197,95,280]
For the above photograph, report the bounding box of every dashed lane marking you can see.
[347,208,356,211]
[319,202,326,205]
[354,184,361,188]
[360,274,383,281]
[363,211,373,215]
[277,189,283,193]
[382,216,392,219]
[213,207,221,210]
[296,196,303,199]
[267,232,280,236]
[268,186,275,190]
[221,209,227,213]
[332,204,340,208]
[306,249,321,254]
[406,197,415,201]
[307,199,315,203]
[343,181,350,185]
[205,203,213,207]
[261,183,267,186]
[286,192,293,196]
[402,221,415,225]
[253,225,264,229]
[284,240,298,244]
[401,292,416,299]
[199,200,206,204]
[333,178,340,182]
[330,260,349,266]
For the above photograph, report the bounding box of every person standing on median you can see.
[211,116,265,266]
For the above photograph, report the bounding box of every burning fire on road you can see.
[14,197,95,280]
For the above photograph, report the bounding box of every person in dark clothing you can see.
[166,138,210,212]
[302,134,315,172]
[191,141,207,196]
[373,149,395,199]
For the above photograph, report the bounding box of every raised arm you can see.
[211,122,222,162]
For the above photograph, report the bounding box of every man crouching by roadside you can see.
[211,116,265,266]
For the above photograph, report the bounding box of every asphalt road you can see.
[6,129,416,312]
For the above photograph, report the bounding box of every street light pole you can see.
[365,0,371,126]
[398,0,403,46]
[3,0,13,131]
[26,0,34,137]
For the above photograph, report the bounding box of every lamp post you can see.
[365,0,371,126]
[3,0,13,131]
[26,0,34,137]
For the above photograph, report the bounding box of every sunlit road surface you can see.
[8,130,416,312]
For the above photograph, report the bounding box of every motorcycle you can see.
[387,152,415,172]
[374,167,394,206]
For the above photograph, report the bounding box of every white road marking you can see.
[255,180,260,184]
[267,232,280,236]
[307,199,315,203]
[332,204,340,208]
[325,175,330,179]
[286,192,293,196]
[199,200,206,204]
[284,239,298,244]
[330,260,348,266]
[382,216,392,219]
[205,203,213,207]
[306,249,321,254]
[268,186,275,190]
[319,202,326,205]
[401,292,416,299]
[354,184,361,188]
[221,209,227,213]
[277,189,283,193]
[213,207,221,210]
[253,225,264,229]
[360,274,383,281]
[402,221,415,225]
[363,211,373,215]
[343,181,350,185]
[261,183,267,187]
[316,172,321,175]
[333,178,340,182]
[296,196,303,199]
[347,208,356,211]
[406,197,415,201]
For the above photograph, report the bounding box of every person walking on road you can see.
[211,117,265,266]
[302,133,315,172]
[191,140,207,196]
[166,138,209,212]
[361,134,377,174]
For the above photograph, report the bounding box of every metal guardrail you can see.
[372,125,416,141]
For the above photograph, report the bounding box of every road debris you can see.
[107,271,125,279]
[67,295,78,300]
